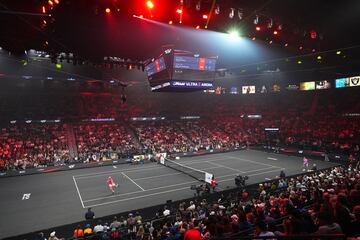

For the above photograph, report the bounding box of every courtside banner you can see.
[205,172,213,184]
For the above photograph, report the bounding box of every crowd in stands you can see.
[1,89,360,171]
[43,161,360,239]
[0,124,70,171]
[74,123,137,162]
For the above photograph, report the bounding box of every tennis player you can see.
[303,157,309,171]
[107,176,118,194]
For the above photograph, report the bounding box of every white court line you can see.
[74,160,222,180]
[267,157,278,161]
[121,172,145,191]
[208,161,245,173]
[73,176,85,208]
[73,164,161,178]
[217,168,285,183]
[130,166,221,181]
[226,156,280,168]
[84,167,285,208]
[84,186,190,208]
[82,166,280,203]
[76,165,222,181]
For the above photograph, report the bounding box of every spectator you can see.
[85,207,95,220]
[184,220,202,240]
[315,210,342,234]
[255,221,275,237]
[73,225,84,239]
[49,231,59,240]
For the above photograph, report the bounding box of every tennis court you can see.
[0,149,337,239]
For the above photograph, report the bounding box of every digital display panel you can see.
[173,56,216,71]
[335,76,360,88]
[349,76,360,87]
[300,81,315,91]
[144,57,166,77]
[230,87,239,94]
[315,80,331,89]
[242,86,256,94]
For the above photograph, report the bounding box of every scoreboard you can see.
[144,48,217,92]
[173,56,216,71]
[144,57,166,77]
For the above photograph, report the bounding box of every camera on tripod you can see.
[235,175,248,187]
[190,184,209,196]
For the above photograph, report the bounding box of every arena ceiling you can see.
[1,0,360,77]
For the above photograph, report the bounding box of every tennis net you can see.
[161,158,212,183]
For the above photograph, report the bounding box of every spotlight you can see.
[284,43,288,47]
[215,5,220,15]
[237,9,243,20]
[196,25,200,29]
[255,26,261,31]
[273,30,278,35]
[229,8,234,19]
[228,30,240,40]
[176,8,182,14]
[42,6,46,14]
[105,8,111,13]
[252,37,256,41]
[297,60,302,64]
[317,56,322,60]
[195,1,201,11]
[146,1,154,9]
[169,20,173,24]
[202,14,208,19]
[299,46,303,50]
[253,15,259,25]
[336,51,341,55]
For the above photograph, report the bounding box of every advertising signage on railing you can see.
[315,80,331,90]
[242,85,256,94]
[300,81,315,91]
[336,76,360,88]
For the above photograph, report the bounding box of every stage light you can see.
[146,1,154,9]
[48,0,54,6]
[299,46,303,50]
[196,25,200,29]
[229,8,234,18]
[105,8,111,13]
[253,15,259,25]
[169,20,173,24]
[273,30,278,35]
[202,14,208,19]
[310,30,317,39]
[228,30,240,40]
[252,37,256,41]
[55,63,62,69]
[336,51,341,55]
[215,5,220,15]
[42,6,46,14]
[54,0,59,4]
[255,26,261,31]
[176,8,182,14]
[284,43,288,47]
[297,60,302,64]
[139,15,143,18]
[317,55,322,60]
[269,40,273,44]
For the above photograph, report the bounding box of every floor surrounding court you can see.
[0,149,338,239]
